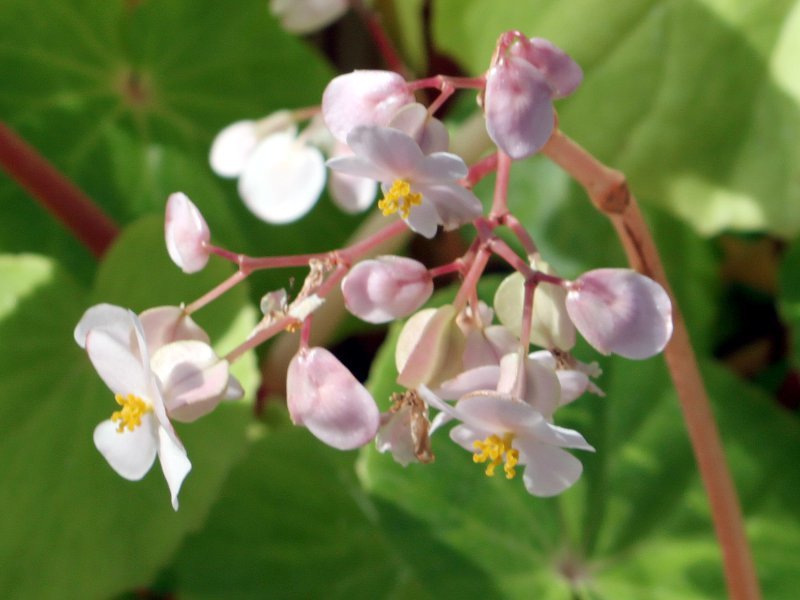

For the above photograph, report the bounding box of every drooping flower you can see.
[327,126,483,238]
[420,386,594,496]
[375,390,434,466]
[565,268,673,359]
[322,70,414,144]
[342,256,433,324]
[483,32,582,159]
[75,304,242,509]
[269,0,349,35]
[165,192,211,274]
[286,347,380,450]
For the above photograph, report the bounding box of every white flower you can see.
[269,0,348,35]
[327,125,483,238]
[75,304,241,509]
[420,385,594,496]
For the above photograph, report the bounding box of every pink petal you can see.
[238,132,326,224]
[388,102,450,154]
[436,365,501,400]
[342,256,433,324]
[403,200,440,239]
[413,183,483,231]
[346,125,425,180]
[414,152,469,182]
[139,306,209,352]
[328,170,377,213]
[566,269,673,359]
[512,37,583,99]
[165,192,211,274]
[286,347,380,450]
[150,341,230,422]
[484,56,555,159]
[322,70,414,143]
[93,416,158,481]
[396,305,462,387]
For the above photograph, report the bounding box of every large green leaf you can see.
[169,412,502,599]
[0,0,361,281]
[361,319,800,598]
[432,0,800,237]
[778,236,800,369]
[0,217,259,599]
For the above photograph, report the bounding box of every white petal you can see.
[328,170,377,213]
[518,442,583,496]
[157,426,192,510]
[436,365,501,400]
[415,152,468,182]
[404,200,440,238]
[387,102,450,154]
[85,325,149,399]
[209,120,260,178]
[326,155,388,182]
[346,125,425,179]
[238,133,325,224]
[556,370,590,406]
[74,303,129,348]
[93,416,158,481]
[414,183,483,231]
[270,0,349,34]
[139,306,209,352]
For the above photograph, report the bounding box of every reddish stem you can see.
[350,0,411,77]
[463,152,498,189]
[0,121,118,258]
[489,151,512,217]
[543,128,761,600]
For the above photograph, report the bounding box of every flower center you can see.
[111,393,152,433]
[472,433,519,479]
[378,179,422,219]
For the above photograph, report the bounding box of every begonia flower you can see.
[269,0,348,35]
[419,386,594,496]
[457,301,518,370]
[565,268,673,359]
[341,256,433,323]
[165,192,211,274]
[484,33,582,159]
[322,70,415,143]
[287,347,380,450]
[327,126,483,238]
[387,102,450,154]
[238,129,327,224]
[209,112,295,178]
[327,141,377,213]
[75,305,242,509]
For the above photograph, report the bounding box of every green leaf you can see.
[433,0,800,237]
[0,217,259,599]
[170,417,502,599]
[0,0,360,282]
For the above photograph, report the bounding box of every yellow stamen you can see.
[111,394,152,433]
[378,179,422,219]
[473,433,519,479]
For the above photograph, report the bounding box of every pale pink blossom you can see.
[327,141,377,213]
[287,347,380,450]
[484,33,582,159]
[269,0,348,34]
[565,268,673,359]
[327,125,482,238]
[395,305,465,388]
[420,386,594,496]
[75,305,242,509]
[342,256,433,324]
[322,70,415,143]
[165,192,211,274]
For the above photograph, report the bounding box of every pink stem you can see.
[407,75,486,92]
[453,245,491,311]
[0,121,118,258]
[350,0,411,77]
[184,270,247,315]
[543,127,761,600]
[463,153,498,189]
[225,315,294,364]
[489,151,512,217]
[501,214,538,256]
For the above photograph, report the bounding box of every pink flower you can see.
[484,32,582,159]
[322,70,415,143]
[341,256,433,323]
[565,269,673,359]
[420,386,594,497]
[287,347,380,450]
[75,304,242,509]
[165,192,211,274]
[327,126,482,238]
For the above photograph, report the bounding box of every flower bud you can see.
[509,37,583,99]
[342,256,433,324]
[287,347,380,450]
[396,305,465,388]
[322,70,414,143]
[164,192,211,274]
[565,269,673,359]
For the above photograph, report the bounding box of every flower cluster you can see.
[75,28,674,508]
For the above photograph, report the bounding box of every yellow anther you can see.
[472,433,518,479]
[111,393,152,433]
[378,179,422,219]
